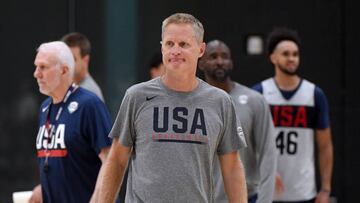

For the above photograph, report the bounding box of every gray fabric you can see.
[109,77,246,203]
[214,82,276,203]
[79,74,105,102]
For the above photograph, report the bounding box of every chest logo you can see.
[238,95,248,104]
[146,95,157,101]
[68,101,78,113]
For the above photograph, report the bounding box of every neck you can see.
[274,70,300,91]
[50,81,72,104]
[161,72,198,92]
[205,76,234,93]
[74,71,89,85]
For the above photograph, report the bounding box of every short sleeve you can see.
[108,90,136,147]
[251,83,263,93]
[83,98,112,154]
[314,86,330,129]
[217,96,247,155]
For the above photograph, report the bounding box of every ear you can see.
[83,55,90,64]
[61,65,69,75]
[198,42,206,58]
[270,53,277,64]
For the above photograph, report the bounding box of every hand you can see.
[29,184,42,203]
[274,174,284,196]
[315,190,331,203]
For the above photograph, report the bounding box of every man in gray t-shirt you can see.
[62,32,105,102]
[95,13,247,203]
[199,40,276,203]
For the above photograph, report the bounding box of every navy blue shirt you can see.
[36,87,112,203]
[252,79,330,129]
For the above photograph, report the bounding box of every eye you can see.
[282,51,290,57]
[165,41,174,47]
[221,53,230,59]
[179,42,189,48]
[209,54,217,60]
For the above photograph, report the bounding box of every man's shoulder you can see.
[39,97,52,112]
[234,82,263,98]
[200,79,231,98]
[251,78,272,93]
[126,78,159,95]
[71,87,106,108]
[80,74,104,100]
[232,82,268,107]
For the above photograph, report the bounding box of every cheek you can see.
[75,62,82,69]
[206,61,216,69]
[47,71,61,82]
[162,52,171,61]
[277,58,286,64]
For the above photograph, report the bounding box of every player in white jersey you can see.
[199,39,276,203]
[253,27,333,203]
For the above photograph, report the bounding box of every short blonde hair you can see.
[162,13,204,43]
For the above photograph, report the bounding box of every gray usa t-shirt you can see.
[214,82,276,203]
[109,77,246,203]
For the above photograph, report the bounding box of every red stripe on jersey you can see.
[37,149,68,157]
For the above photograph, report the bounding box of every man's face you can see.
[270,40,300,76]
[33,51,63,96]
[200,41,233,82]
[70,46,87,81]
[161,23,205,75]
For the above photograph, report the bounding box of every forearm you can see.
[98,154,128,203]
[318,139,333,192]
[316,128,333,192]
[90,164,105,203]
[98,139,131,203]
[256,106,277,202]
[220,152,247,203]
[257,144,276,202]
[90,148,110,203]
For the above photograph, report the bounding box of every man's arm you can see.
[219,151,247,203]
[97,138,132,203]
[315,128,333,203]
[89,147,110,203]
[29,184,42,203]
[254,97,277,202]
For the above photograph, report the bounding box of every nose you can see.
[288,53,298,61]
[33,67,41,79]
[170,45,181,56]
[215,56,224,66]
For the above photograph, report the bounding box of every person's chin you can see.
[214,71,227,81]
[39,88,50,96]
[169,63,185,70]
[286,68,298,75]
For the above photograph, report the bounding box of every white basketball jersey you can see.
[261,78,317,201]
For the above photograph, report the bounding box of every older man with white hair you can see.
[29,41,113,203]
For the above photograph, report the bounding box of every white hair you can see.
[37,41,75,78]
